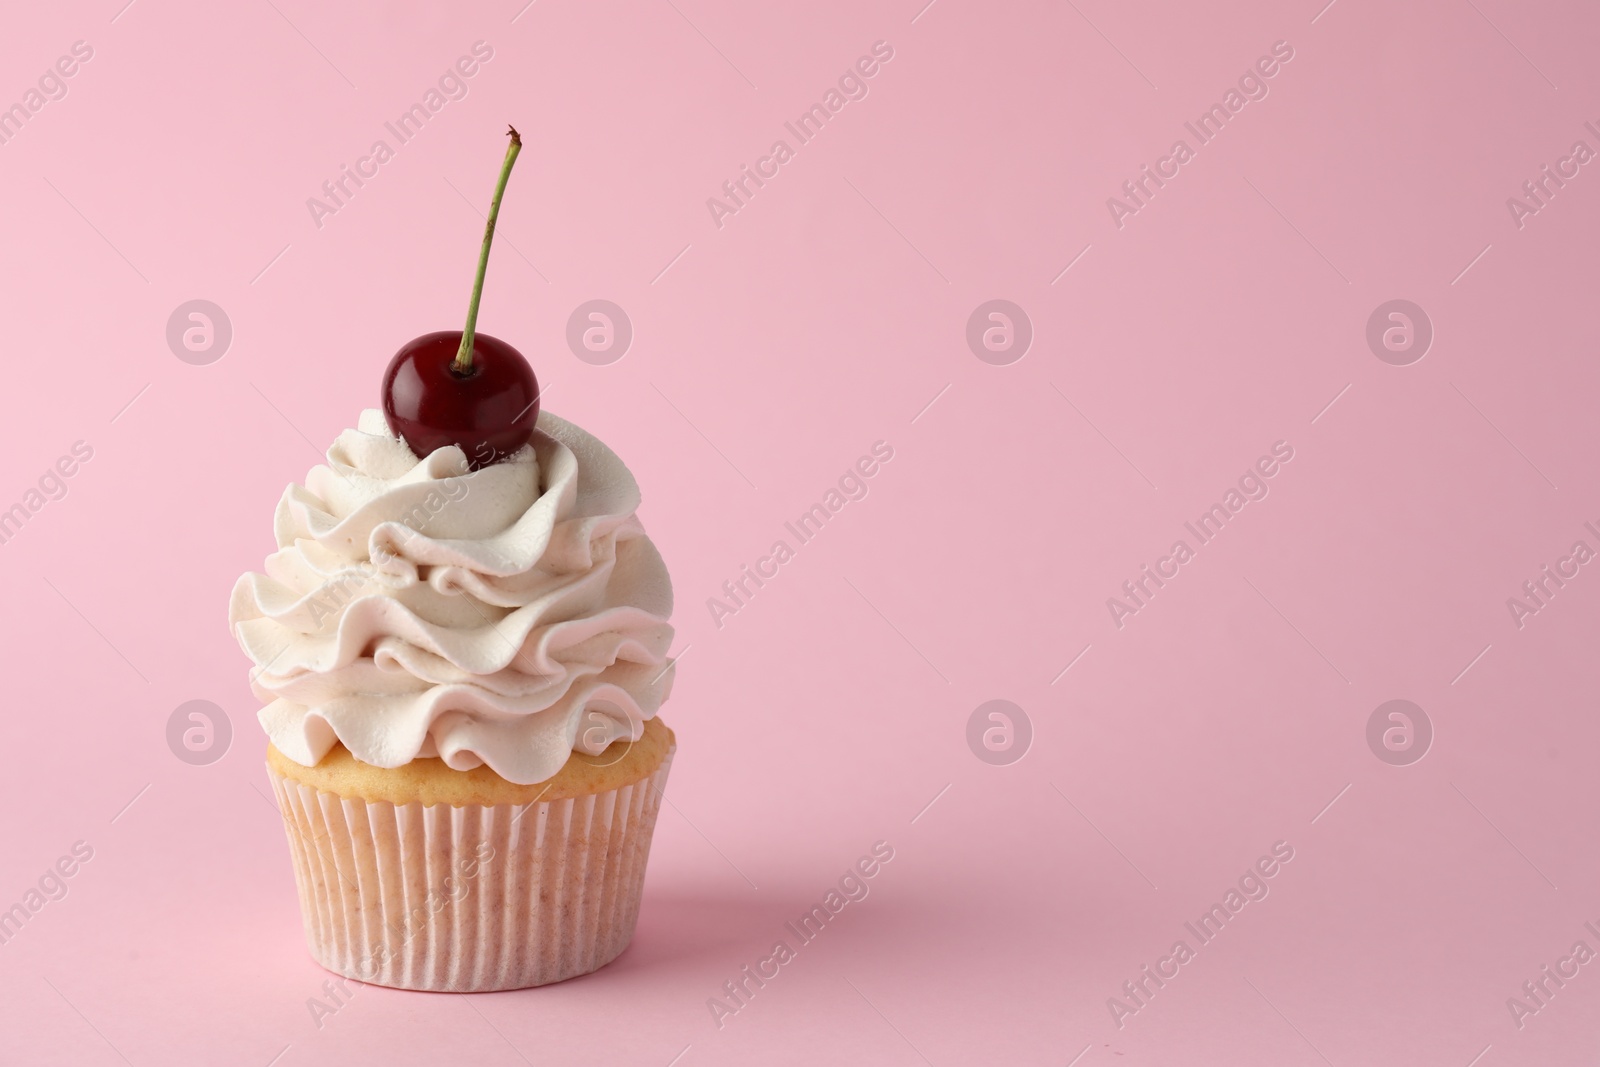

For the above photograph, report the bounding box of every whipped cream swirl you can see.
[229,409,675,785]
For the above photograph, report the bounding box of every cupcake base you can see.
[266,724,674,992]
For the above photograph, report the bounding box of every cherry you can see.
[381,331,539,469]
[381,126,539,470]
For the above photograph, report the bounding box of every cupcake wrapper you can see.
[266,746,673,992]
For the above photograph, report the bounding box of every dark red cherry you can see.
[379,126,536,471]
[381,331,539,469]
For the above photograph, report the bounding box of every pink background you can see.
[2,0,1598,1063]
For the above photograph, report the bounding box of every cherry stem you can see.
[454,126,522,374]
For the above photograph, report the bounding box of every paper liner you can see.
[266,746,673,991]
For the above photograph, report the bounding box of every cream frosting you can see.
[229,409,674,785]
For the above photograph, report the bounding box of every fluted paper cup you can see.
[266,744,673,992]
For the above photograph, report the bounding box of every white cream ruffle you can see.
[231,409,674,785]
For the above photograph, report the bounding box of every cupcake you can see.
[228,128,678,991]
